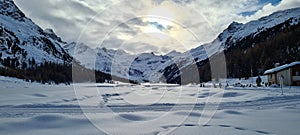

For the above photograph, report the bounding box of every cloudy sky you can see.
[15,0,300,54]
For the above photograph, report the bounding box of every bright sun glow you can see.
[142,6,176,40]
[147,6,175,26]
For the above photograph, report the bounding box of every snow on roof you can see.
[264,61,300,75]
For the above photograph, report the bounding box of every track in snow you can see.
[1,95,300,117]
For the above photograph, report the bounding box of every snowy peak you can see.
[43,28,64,43]
[228,21,243,31]
[217,21,243,41]
[64,43,172,82]
[0,0,26,22]
[221,7,300,47]
[64,42,91,55]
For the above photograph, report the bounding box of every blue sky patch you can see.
[259,0,281,6]
[240,0,282,16]
[240,11,258,16]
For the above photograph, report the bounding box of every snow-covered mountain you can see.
[0,0,72,69]
[218,8,300,49]
[64,43,172,82]
[3,0,299,84]
[65,7,300,83]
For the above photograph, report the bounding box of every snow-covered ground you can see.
[0,76,300,135]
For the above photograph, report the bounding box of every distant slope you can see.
[64,43,173,82]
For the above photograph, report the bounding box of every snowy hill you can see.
[0,0,72,69]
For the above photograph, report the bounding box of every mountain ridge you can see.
[64,7,300,83]
[1,0,300,84]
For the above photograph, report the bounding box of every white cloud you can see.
[241,0,300,23]
[14,0,300,54]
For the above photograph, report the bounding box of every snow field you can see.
[0,76,300,134]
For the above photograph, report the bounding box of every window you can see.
[296,71,299,76]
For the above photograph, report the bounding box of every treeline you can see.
[72,61,139,84]
[0,62,72,84]
[0,60,74,84]
[0,60,138,85]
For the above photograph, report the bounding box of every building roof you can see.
[264,61,300,75]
